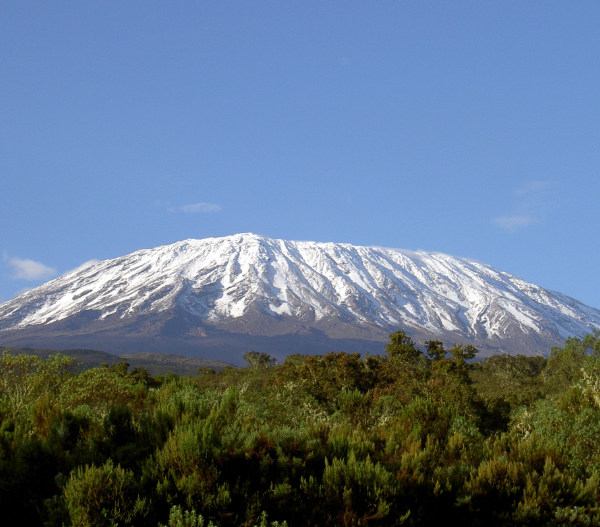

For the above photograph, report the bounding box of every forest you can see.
[2,331,600,526]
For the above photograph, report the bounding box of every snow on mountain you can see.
[1,233,599,354]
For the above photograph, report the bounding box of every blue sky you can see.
[1,2,599,308]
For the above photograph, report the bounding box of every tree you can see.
[384,331,421,361]
[448,343,478,362]
[425,340,446,361]
[243,351,277,369]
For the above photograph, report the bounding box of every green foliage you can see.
[63,459,147,526]
[3,333,600,525]
[336,388,373,429]
[425,339,445,361]
[300,450,404,526]
[471,354,546,407]
[253,511,288,527]
[0,351,77,420]
[279,352,381,415]
[58,366,146,418]
[384,331,421,361]
[160,505,217,527]
[243,351,277,369]
[542,331,600,395]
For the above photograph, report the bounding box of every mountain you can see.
[1,233,599,363]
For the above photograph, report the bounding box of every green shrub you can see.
[63,459,147,526]
[160,505,217,527]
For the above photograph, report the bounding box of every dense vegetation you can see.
[2,331,600,526]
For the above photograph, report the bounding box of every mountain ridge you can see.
[0,233,598,362]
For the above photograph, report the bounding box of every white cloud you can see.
[3,253,57,281]
[514,181,550,196]
[168,202,221,214]
[14,286,34,297]
[63,259,101,276]
[182,202,221,213]
[492,215,537,232]
[493,181,552,232]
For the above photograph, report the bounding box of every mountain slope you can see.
[1,233,598,361]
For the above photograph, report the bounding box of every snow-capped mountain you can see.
[1,233,598,360]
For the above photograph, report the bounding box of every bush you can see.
[63,459,147,526]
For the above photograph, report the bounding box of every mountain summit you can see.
[1,233,598,362]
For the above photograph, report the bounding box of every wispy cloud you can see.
[64,259,101,276]
[167,202,221,214]
[181,202,221,213]
[492,181,551,232]
[14,286,34,297]
[514,181,550,196]
[3,253,57,281]
[492,215,537,231]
